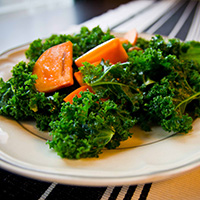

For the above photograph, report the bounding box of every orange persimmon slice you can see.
[123,28,138,45]
[63,85,94,104]
[75,38,128,67]
[33,41,74,93]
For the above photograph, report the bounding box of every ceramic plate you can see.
[0,35,200,186]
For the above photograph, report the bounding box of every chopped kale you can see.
[48,91,136,159]
[0,61,65,131]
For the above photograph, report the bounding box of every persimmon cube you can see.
[33,41,74,93]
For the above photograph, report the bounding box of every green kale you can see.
[135,53,200,133]
[0,61,64,131]
[25,26,114,62]
[149,34,183,57]
[48,91,136,159]
[30,92,65,131]
[148,34,200,64]
[0,61,37,119]
[127,47,178,88]
[80,60,143,113]
[141,78,197,133]
[180,41,200,64]
[135,37,150,50]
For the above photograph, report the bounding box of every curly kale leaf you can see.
[30,92,65,131]
[140,78,194,133]
[149,34,183,57]
[80,60,143,113]
[127,47,174,85]
[139,55,200,133]
[0,61,64,131]
[26,26,114,62]
[48,91,136,159]
[0,61,37,119]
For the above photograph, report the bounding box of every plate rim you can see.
[1,152,200,186]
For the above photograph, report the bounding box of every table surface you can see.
[1,0,200,199]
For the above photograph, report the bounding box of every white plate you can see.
[0,39,200,186]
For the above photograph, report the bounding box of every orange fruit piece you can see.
[33,41,74,93]
[75,38,128,67]
[123,28,138,45]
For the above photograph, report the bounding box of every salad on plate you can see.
[0,26,200,159]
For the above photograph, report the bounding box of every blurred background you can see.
[0,0,131,53]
